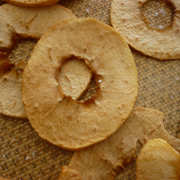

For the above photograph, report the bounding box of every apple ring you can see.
[22,18,138,150]
[3,0,59,7]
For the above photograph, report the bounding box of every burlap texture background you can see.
[0,0,179,179]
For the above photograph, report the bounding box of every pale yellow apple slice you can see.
[136,138,180,180]
[22,17,138,150]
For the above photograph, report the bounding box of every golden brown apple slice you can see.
[22,17,138,150]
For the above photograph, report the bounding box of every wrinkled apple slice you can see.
[22,17,138,150]
[0,3,76,118]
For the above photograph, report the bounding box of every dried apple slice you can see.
[136,139,180,180]
[0,61,26,118]
[3,0,59,7]
[59,107,180,179]
[59,166,81,180]
[59,57,92,101]
[0,4,76,119]
[22,17,138,150]
[111,0,180,60]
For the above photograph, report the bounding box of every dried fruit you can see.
[22,18,138,150]
[3,0,59,7]
[111,0,180,60]
[59,107,180,179]
[136,139,180,180]
[0,4,76,118]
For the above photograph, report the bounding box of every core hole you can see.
[141,0,174,30]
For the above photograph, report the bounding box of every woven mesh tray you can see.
[0,0,180,179]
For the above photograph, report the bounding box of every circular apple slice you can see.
[111,0,180,60]
[22,17,138,150]
[3,0,59,7]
